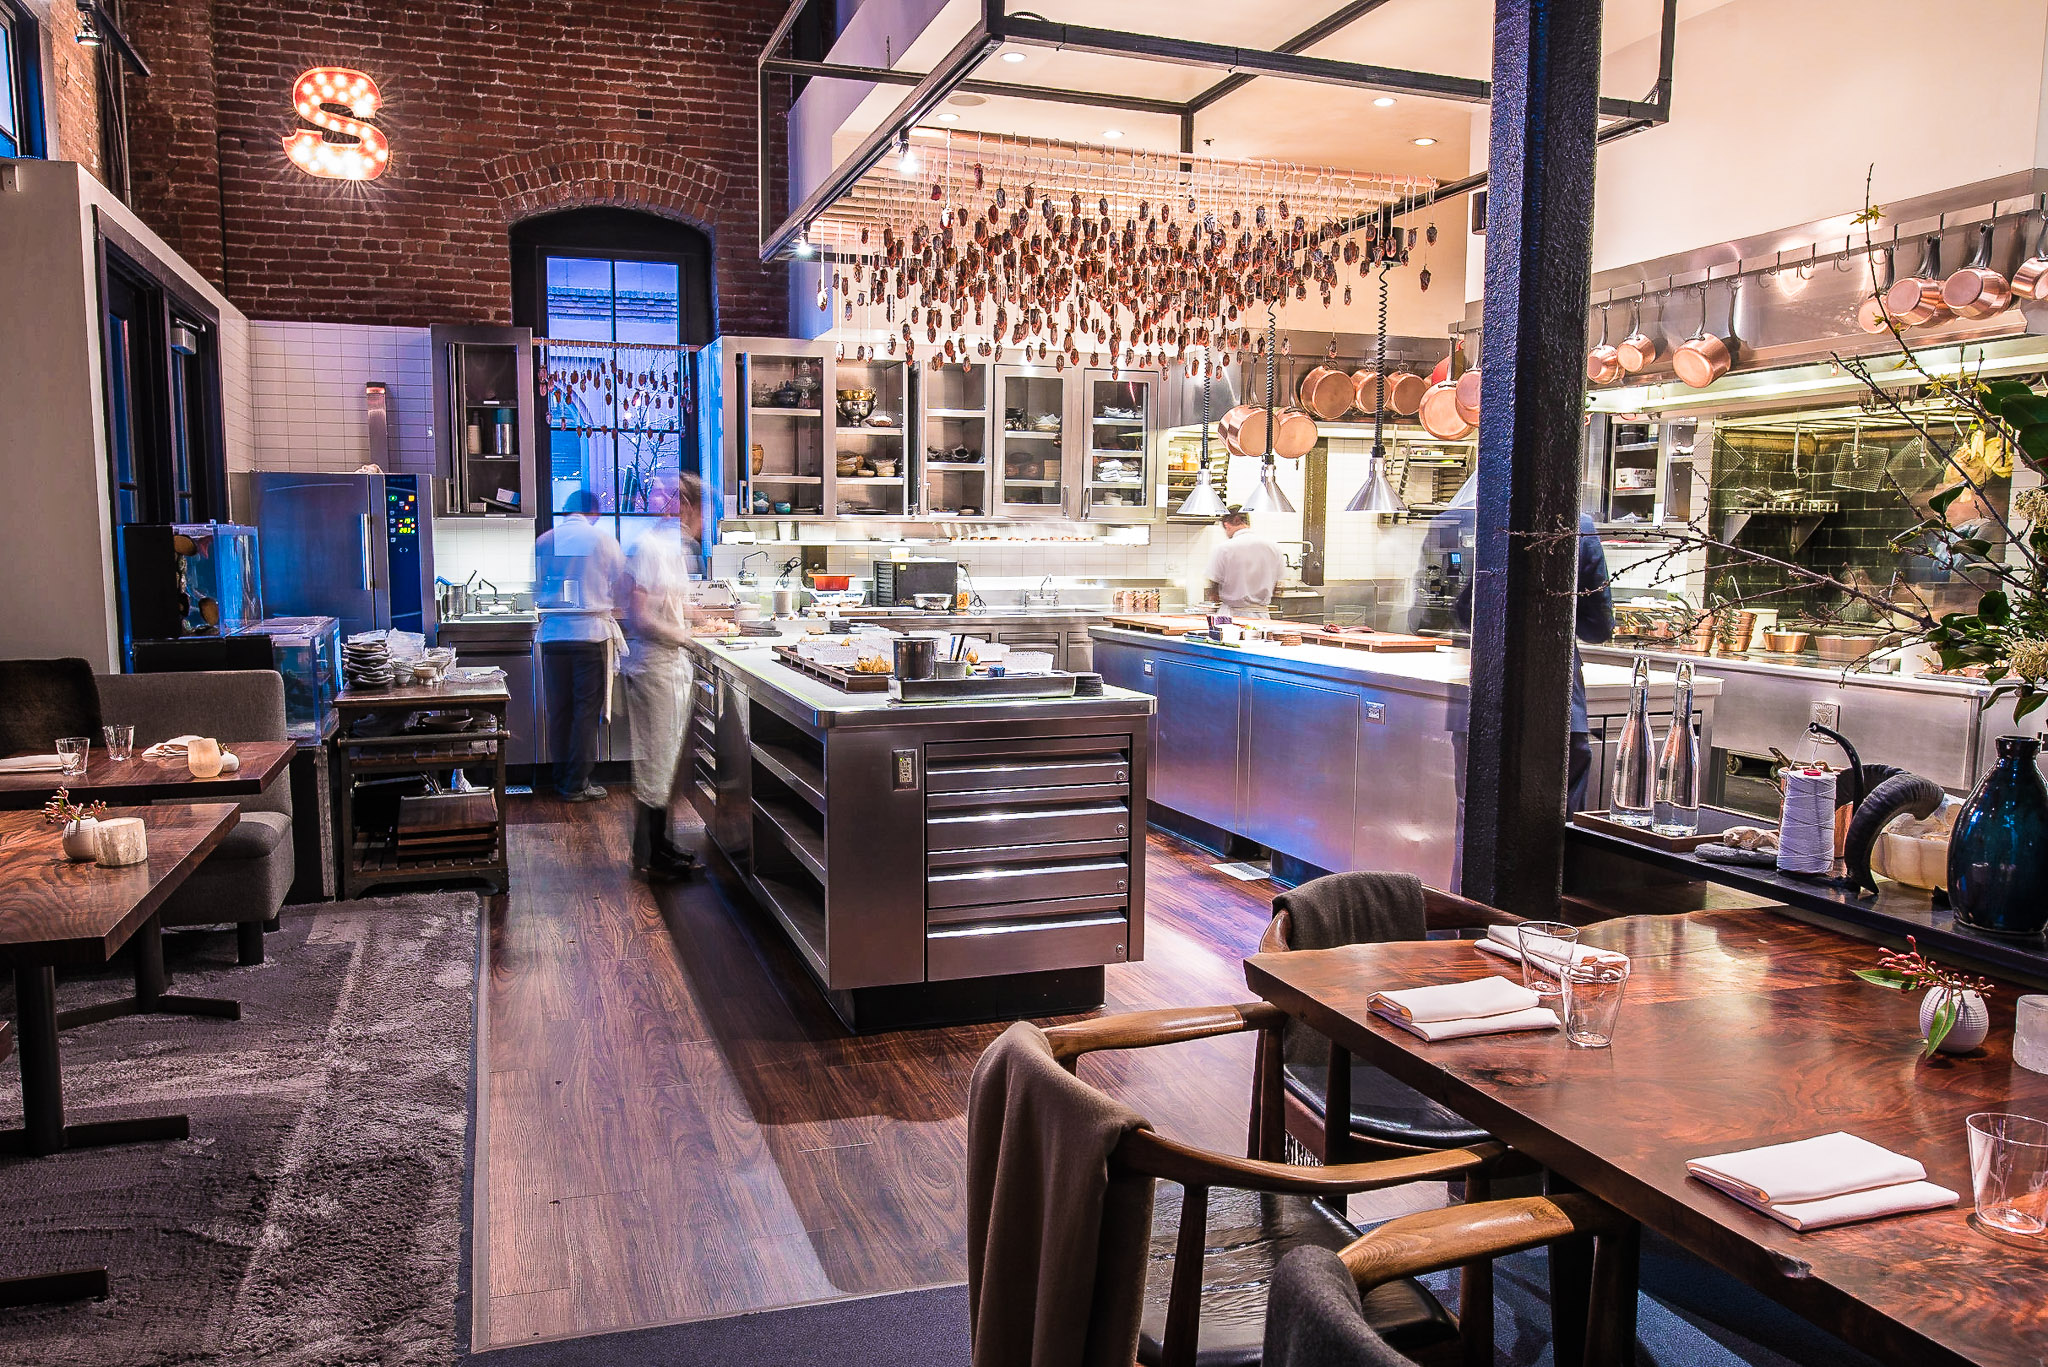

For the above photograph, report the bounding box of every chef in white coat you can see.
[621,472,704,880]
[1203,508,1286,616]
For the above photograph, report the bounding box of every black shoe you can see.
[643,852,699,883]
[559,784,609,803]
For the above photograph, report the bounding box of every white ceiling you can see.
[828,0,1736,183]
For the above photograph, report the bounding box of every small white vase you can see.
[1920,988,1990,1055]
[61,818,100,862]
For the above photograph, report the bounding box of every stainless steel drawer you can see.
[926,780,1132,811]
[927,837,1131,869]
[927,757,1132,794]
[926,855,1131,909]
[926,912,1129,981]
[927,890,1127,928]
[926,801,1131,851]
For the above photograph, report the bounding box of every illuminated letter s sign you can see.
[283,68,389,181]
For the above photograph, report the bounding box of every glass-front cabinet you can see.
[1081,372,1154,520]
[919,362,990,518]
[739,343,828,518]
[431,324,537,517]
[995,366,1072,518]
[832,356,909,518]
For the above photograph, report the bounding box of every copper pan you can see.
[2014,212,2048,301]
[1225,406,1319,460]
[1884,234,1951,327]
[1942,222,2013,319]
[1453,368,1482,424]
[1419,380,1473,439]
[1386,371,1427,415]
[1218,404,1260,457]
[1274,407,1319,458]
[1671,285,1732,388]
[1586,305,1622,386]
[1298,365,1356,421]
[1617,298,1659,372]
[1350,369,1381,413]
[1857,245,1898,334]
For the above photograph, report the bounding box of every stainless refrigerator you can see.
[243,472,437,642]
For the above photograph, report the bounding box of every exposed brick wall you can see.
[45,0,102,175]
[122,0,791,333]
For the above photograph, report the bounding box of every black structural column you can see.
[1461,0,1604,917]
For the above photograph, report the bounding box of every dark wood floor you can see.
[476,790,1278,1349]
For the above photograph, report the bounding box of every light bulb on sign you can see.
[282,67,389,181]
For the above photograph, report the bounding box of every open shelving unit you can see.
[834,356,911,518]
[920,363,992,517]
[746,705,828,974]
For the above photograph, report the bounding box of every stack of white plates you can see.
[343,636,394,689]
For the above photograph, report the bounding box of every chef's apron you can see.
[624,641,693,808]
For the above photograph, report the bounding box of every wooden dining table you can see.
[0,740,296,810]
[1244,911,2048,1367]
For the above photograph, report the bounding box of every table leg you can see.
[1546,1169,1594,1367]
[3,963,191,1158]
[1315,1040,1355,1221]
[56,913,240,1032]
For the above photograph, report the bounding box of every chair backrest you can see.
[1264,1246,1416,1367]
[94,671,292,818]
[0,657,103,756]
[1271,872,1427,953]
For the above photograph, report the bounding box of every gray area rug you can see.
[0,893,479,1366]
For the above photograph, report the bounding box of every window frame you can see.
[0,0,49,160]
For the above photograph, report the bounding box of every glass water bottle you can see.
[1654,660,1700,836]
[1611,655,1657,827]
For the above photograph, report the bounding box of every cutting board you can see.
[1295,627,1440,653]
[1103,614,1214,636]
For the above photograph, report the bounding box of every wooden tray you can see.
[1103,614,1213,636]
[771,645,891,693]
[1293,627,1440,653]
[1571,804,1770,852]
[890,672,1079,702]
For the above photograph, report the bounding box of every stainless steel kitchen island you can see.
[681,637,1155,1031]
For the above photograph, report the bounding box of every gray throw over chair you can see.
[94,670,295,965]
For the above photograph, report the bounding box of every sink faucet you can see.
[1019,575,1061,608]
[736,551,766,584]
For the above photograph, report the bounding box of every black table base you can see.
[10,961,194,1157]
[54,912,240,1031]
[0,1266,109,1308]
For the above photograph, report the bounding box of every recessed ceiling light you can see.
[1000,50,1026,63]
[937,112,959,123]
[949,93,987,107]
[1101,129,1123,140]
[1412,136,1438,146]
[1373,96,1396,108]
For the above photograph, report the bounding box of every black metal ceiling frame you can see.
[756,0,1676,262]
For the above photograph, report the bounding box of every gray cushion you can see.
[162,811,294,928]
[213,809,291,860]
[1263,1246,1417,1367]
[96,671,292,819]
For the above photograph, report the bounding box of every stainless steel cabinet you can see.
[1153,657,1242,831]
[1246,674,1358,873]
[431,324,537,518]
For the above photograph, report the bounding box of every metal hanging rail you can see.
[756,0,1679,264]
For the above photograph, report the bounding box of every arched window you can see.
[510,208,713,547]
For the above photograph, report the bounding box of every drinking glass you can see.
[1562,958,1630,1048]
[1967,1112,2048,1235]
[1516,921,1580,1008]
[55,736,90,776]
[2017,997,2048,1075]
[102,724,135,762]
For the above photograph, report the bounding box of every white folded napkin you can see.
[1478,925,1630,969]
[1686,1132,1958,1231]
[1368,975,1561,1042]
[0,754,65,772]
[143,734,202,759]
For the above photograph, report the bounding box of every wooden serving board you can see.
[1570,805,1770,852]
[1291,627,1440,653]
[771,644,891,692]
[1103,614,1213,635]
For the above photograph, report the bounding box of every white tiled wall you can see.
[433,519,537,589]
[220,314,255,473]
[249,321,435,473]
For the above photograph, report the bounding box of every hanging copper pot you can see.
[1617,298,1660,372]
[1385,371,1426,415]
[1350,369,1381,414]
[2014,212,2048,301]
[1453,367,1482,424]
[1297,365,1356,421]
[1857,245,1898,334]
[1884,234,1951,327]
[1418,381,1472,439]
[1942,222,2013,320]
[1225,406,1319,459]
[1218,403,1261,457]
[1586,304,1622,386]
[1273,407,1319,458]
[1671,285,1733,388]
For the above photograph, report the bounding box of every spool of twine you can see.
[1776,768,1838,875]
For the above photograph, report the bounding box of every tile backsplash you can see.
[433,518,537,589]
[250,321,435,473]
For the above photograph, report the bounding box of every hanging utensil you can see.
[1857,245,1898,334]
[1884,233,1951,326]
[1618,296,1660,372]
[1671,284,1733,388]
[1586,300,1623,385]
[1942,222,2014,319]
[1418,341,1472,439]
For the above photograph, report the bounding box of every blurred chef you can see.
[1203,508,1286,616]
[621,471,705,881]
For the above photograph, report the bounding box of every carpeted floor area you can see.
[0,893,480,1367]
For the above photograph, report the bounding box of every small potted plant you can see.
[43,786,110,862]
[1853,936,1995,1057]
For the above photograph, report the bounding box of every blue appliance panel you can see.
[385,474,428,636]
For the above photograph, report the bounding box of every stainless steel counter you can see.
[1090,626,1719,889]
[683,637,1154,1031]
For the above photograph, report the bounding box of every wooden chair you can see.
[1039,1002,1544,1367]
[1263,1195,1640,1367]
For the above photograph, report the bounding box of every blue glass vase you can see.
[1948,735,2048,938]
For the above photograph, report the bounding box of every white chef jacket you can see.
[1204,532,1285,613]
[535,516,626,644]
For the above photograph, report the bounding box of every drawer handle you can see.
[1117,879,1126,890]
[1115,825,1126,835]
[1115,771,1127,782]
